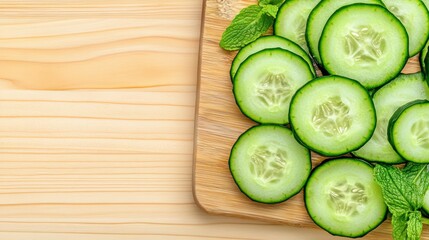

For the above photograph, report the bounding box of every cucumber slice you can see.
[274,0,321,53]
[426,56,429,88]
[382,0,429,56]
[422,40,429,86]
[319,4,409,89]
[229,125,311,203]
[234,48,314,124]
[305,158,387,238]
[353,73,429,164]
[388,100,429,163]
[424,0,429,9]
[421,40,429,76]
[289,75,376,156]
[230,36,315,80]
[306,0,383,64]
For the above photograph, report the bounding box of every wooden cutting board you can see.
[193,0,427,239]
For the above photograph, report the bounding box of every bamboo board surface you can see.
[193,0,427,239]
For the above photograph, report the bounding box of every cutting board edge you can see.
[189,0,313,227]
[192,0,209,214]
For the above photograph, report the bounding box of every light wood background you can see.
[0,1,400,239]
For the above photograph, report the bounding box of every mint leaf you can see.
[374,165,420,215]
[392,214,408,240]
[375,165,427,240]
[403,163,429,197]
[407,211,422,240]
[220,5,274,51]
[259,0,285,7]
[262,4,278,18]
[392,212,423,240]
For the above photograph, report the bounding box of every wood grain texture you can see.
[0,1,357,239]
[194,0,427,239]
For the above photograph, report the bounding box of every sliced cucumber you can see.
[289,75,376,156]
[388,100,429,163]
[306,0,383,64]
[305,158,387,238]
[353,73,429,164]
[421,40,429,76]
[274,0,320,54]
[423,0,429,10]
[229,125,311,203]
[422,40,429,86]
[230,36,315,80]
[426,55,429,87]
[426,54,429,88]
[319,4,409,89]
[382,0,429,56]
[234,48,314,124]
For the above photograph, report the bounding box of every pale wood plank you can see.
[0,0,201,90]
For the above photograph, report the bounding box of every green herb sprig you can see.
[219,0,284,51]
[374,163,429,240]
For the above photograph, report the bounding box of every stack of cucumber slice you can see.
[304,0,384,65]
[353,73,429,163]
[319,4,409,89]
[226,0,429,238]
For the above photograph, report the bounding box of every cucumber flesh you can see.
[230,36,315,79]
[382,0,429,56]
[388,100,429,163]
[353,73,429,163]
[289,75,376,156]
[274,0,320,53]
[305,158,387,238]
[234,48,314,124]
[319,4,409,89]
[306,0,383,64]
[229,125,311,203]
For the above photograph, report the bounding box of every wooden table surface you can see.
[0,1,373,239]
